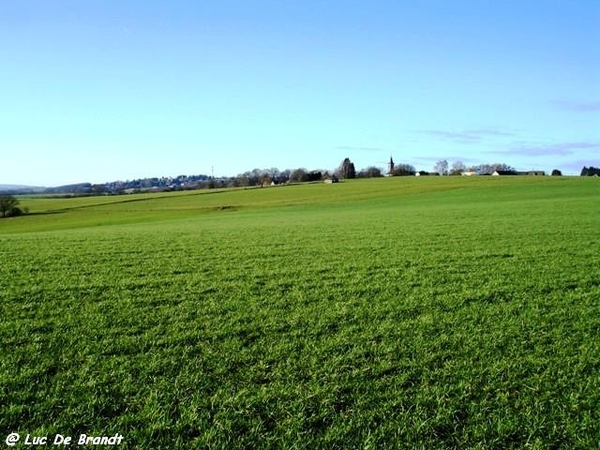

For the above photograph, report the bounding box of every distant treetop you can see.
[338,158,356,179]
[580,166,600,176]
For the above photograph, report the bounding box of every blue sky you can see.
[1,0,599,186]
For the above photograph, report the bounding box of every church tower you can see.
[387,156,395,176]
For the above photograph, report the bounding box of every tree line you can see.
[232,158,381,186]
[580,166,600,176]
[431,160,519,176]
[1,159,595,219]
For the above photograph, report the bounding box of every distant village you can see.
[2,159,599,196]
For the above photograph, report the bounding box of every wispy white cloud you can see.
[553,100,600,112]
[412,155,480,163]
[493,142,600,157]
[561,159,600,173]
[419,130,479,143]
[418,128,516,144]
[336,146,386,153]
[465,128,516,137]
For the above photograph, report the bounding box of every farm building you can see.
[521,170,545,176]
[492,170,546,176]
[415,171,435,176]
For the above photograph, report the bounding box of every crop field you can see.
[1,176,599,449]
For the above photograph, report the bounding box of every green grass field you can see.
[1,177,599,449]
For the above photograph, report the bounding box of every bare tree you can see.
[450,161,467,175]
[392,164,416,176]
[251,168,263,185]
[357,166,383,178]
[279,169,291,183]
[290,168,308,182]
[434,160,449,176]
[267,167,280,183]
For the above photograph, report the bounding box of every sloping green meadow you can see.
[1,177,599,448]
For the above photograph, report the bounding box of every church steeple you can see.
[387,155,395,176]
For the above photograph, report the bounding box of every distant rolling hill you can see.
[0,184,46,193]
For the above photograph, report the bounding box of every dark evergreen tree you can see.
[581,166,600,176]
[339,158,356,179]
